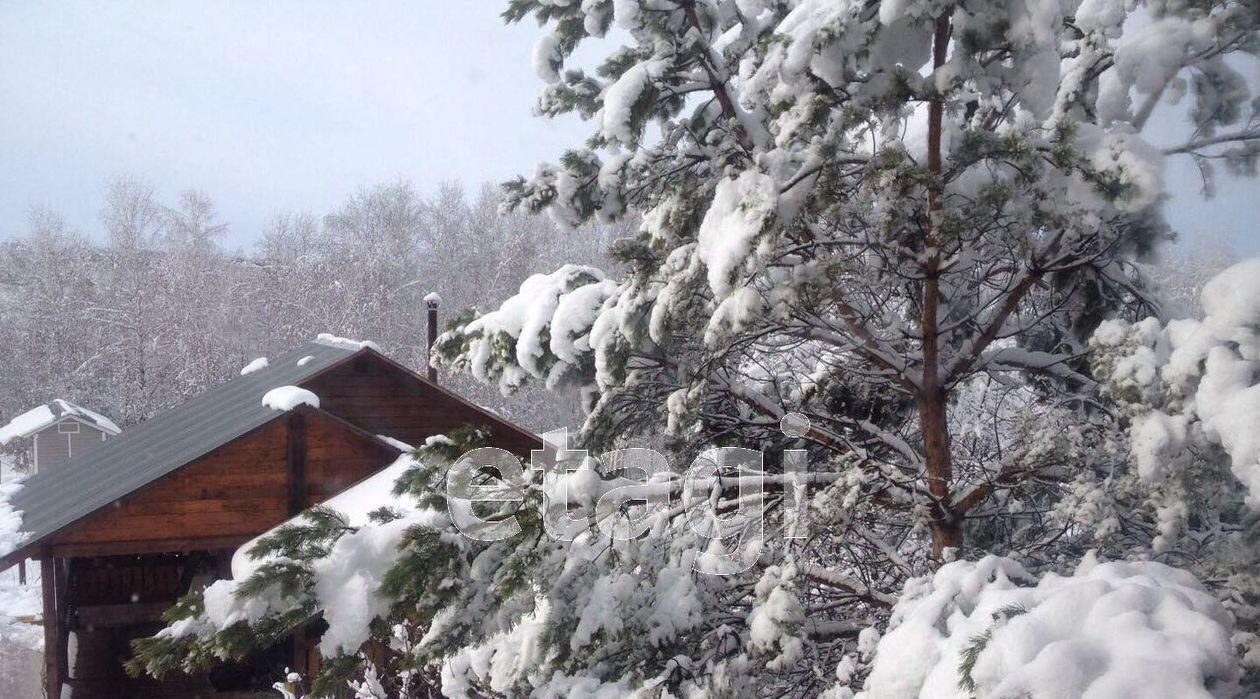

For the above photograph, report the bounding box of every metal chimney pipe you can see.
[424,292,441,383]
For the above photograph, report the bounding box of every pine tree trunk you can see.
[921,12,959,564]
[919,391,961,560]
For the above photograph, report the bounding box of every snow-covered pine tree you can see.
[445,0,1257,562]
[130,1,1259,696]
[440,0,1258,692]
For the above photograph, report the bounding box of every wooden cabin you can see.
[0,337,541,698]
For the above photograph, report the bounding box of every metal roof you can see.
[3,339,366,559]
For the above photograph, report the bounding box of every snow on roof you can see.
[240,357,270,376]
[314,333,382,353]
[0,399,120,446]
[261,386,320,411]
[0,482,29,558]
[311,455,417,528]
[374,434,413,453]
[0,407,54,447]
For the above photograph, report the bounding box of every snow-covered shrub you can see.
[0,483,29,557]
[858,555,1239,699]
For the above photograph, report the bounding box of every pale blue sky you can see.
[0,1,1255,254]
[0,1,587,249]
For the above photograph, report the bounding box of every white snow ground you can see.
[0,564,43,697]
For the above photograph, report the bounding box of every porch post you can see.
[41,553,60,699]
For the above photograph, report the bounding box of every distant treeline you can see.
[0,177,620,467]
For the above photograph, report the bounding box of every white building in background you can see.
[0,400,121,475]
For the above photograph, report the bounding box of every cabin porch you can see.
[40,547,305,699]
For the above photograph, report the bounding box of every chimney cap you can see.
[423,292,442,309]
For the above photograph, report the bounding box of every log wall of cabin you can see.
[302,354,542,457]
[46,410,398,553]
[50,419,290,549]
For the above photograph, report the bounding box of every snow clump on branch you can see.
[1093,259,1260,505]
[858,554,1239,699]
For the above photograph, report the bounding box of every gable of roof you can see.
[0,399,120,446]
[304,348,544,459]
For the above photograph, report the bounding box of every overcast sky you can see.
[0,1,1255,254]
